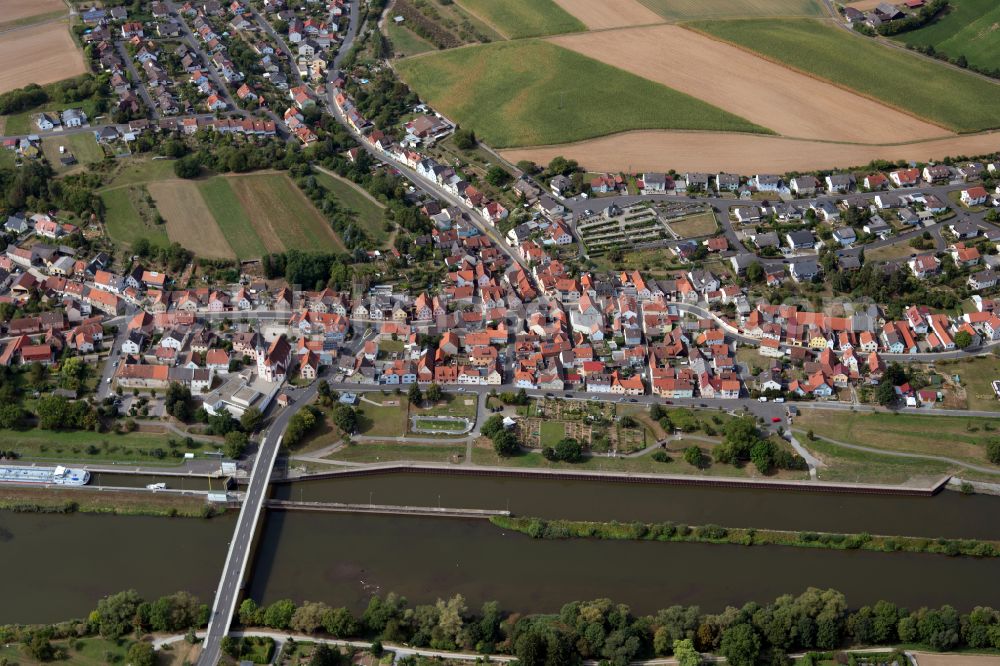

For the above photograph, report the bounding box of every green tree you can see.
[954,330,973,349]
[492,430,519,457]
[875,381,897,406]
[554,437,583,462]
[126,641,156,666]
[24,628,55,661]
[720,624,761,666]
[486,165,512,187]
[291,601,332,634]
[173,155,201,178]
[673,639,701,666]
[987,438,1000,464]
[240,406,263,432]
[453,128,476,150]
[745,262,764,283]
[426,383,443,402]
[263,599,297,629]
[750,439,775,474]
[224,430,249,459]
[684,446,703,467]
[323,607,360,638]
[408,383,423,406]
[481,414,505,439]
[94,589,142,639]
[331,404,358,434]
[239,598,260,626]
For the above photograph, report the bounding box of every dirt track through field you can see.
[0,21,85,93]
[550,0,663,29]
[547,24,950,144]
[501,129,1000,173]
[3,0,66,24]
[148,181,236,260]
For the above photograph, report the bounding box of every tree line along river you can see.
[2,471,999,625]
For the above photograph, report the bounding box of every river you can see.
[4,470,1000,624]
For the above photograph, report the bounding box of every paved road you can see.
[114,41,159,119]
[333,0,362,70]
[198,372,329,666]
[96,308,137,400]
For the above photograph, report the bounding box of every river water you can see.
[3,471,1000,624]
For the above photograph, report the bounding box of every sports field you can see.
[0,21,86,93]
[551,0,662,29]
[892,0,1000,73]
[639,0,822,20]
[691,18,1000,133]
[148,181,236,260]
[395,40,766,148]
[549,24,947,143]
[455,0,586,38]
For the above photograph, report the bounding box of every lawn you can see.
[99,186,169,248]
[385,19,436,57]
[417,393,478,421]
[313,169,390,247]
[864,241,917,263]
[639,0,822,20]
[803,435,958,485]
[197,176,271,259]
[328,442,465,463]
[454,0,586,38]
[891,0,1000,73]
[42,133,103,170]
[356,395,410,438]
[539,420,566,447]
[793,408,1000,469]
[0,427,199,465]
[669,210,719,237]
[395,39,766,148]
[941,355,1000,412]
[0,636,144,665]
[690,18,1000,132]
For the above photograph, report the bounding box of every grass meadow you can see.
[691,18,1000,133]
[639,0,822,20]
[455,0,586,38]
[395,40,767,147]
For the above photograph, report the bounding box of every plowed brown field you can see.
[0,22,85,93]
[547,24,950,144]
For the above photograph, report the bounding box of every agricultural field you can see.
[197,176,272,259]
[550,0,663,29]
[226,172,347,253]
[100,166,348,258]
[384,18,435,57]
[638,0,823,20]
[313,169,390,247]
[454,0,586,38]
[395,40,765,148]
[0,21,86,93]
[1,0,66,25]
[891,0,1000,73]
[691,18,1000,133]
[549,24,945,143]
[148,181,236,260]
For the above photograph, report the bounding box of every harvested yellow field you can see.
[913,655,1000,666]
[845,0,883,10]
[0,21,85,93]
[2,0,66,24]
[551,0,663,29]
[500,129,1000,174]
[547,24,949,143]
[148,181,236,260]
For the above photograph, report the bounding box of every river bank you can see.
[0,485,225,518]
[491,516,1000,559]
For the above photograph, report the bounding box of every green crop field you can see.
[691,18,1000,133]
[891,0,1000,74]
[454,0,586,38]
[639,0,822,20]
[395,40,767,147]
[197,177,270,259]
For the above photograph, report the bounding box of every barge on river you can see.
[0,465,90,486]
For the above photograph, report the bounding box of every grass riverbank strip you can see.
[0,486,223,518]
[490,516,1000,558]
